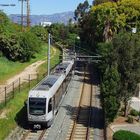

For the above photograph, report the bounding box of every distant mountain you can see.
[9,11,75,25]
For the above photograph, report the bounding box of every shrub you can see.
[113,130,140,140]
[0,32,41,62]
[127,116,133,123]
[30,25,48,42]
[0,12,42,62]
[130,109,139,116]
[18,32,41,62]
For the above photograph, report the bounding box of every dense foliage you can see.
[0,12,15,33]
[93,0,119,5]
[46,23,79,48]
[18,32,41,61]
[30,25,48,42]
[74,0,90,22]
[113,130,140,140]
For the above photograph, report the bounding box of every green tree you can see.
[0,11,16,34]
[18,32,41,62]
[97,41,120,124]
[96,31,140,122]
[0,32,19,60]
[0,12,44,62]
[66,33,77,48]
[30,25,48,42]
[0,31,41,62]
[93,0,118,5]
[80,0,140,48]
[101,64,120,124]
[46,23,78,48]
[74,0,90,22]
[112,32,140,116]
[93,0,111,5]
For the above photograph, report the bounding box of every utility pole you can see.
[19,0,26,31]
[21,0,24,31]
[26,0,30,28]
[19,0,30,31]
[48,33,51,76]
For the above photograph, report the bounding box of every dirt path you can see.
[0,47,57,102]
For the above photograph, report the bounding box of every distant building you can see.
[40,21,52,27]
[130,83,140,112]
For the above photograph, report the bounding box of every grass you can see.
[0,47,61,140]
[0,44,49,84]
[0,86,29,140]
[37,47,61,74]
[113,130,140,140]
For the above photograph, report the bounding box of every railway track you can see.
[66,64,94,140]
[21,128,48,140]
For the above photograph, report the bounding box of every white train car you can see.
[27,60,74,127]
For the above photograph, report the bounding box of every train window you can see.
[48,98,52,112]
[29,98,46,115]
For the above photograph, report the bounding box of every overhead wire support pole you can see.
[19,0,26,31]
[21,0,24,31]
[48,33,51,76]
[19,0,30,31]
[26,0,30,28]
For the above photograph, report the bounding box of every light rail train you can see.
[27,60,74,128]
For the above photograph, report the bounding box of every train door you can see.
[52,96,55,115]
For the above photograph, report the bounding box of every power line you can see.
[0,4,16,7]
[0,3,16,12]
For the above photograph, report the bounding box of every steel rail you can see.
[38,129,47,140]
[69,65,86,140]
[86,66,93,140]
[21,129,47,140]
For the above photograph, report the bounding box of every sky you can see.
[0,0,93,15]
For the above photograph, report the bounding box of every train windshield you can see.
[29,98,46,115]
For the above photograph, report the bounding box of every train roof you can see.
[33,61,72,91]
[35,75,60,91]
[54,62,70,73]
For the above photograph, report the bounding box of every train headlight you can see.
[42,116,45,120]
[29,116,32,119]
